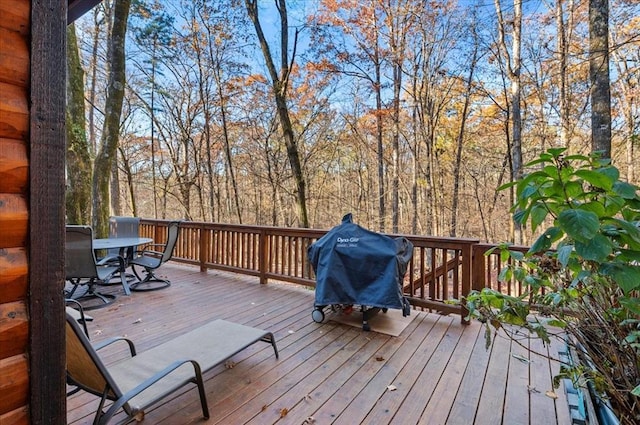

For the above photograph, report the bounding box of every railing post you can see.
[199,222,208,273]
[259,228,267,284]
[471,244,487,292]
[460,242,473,325]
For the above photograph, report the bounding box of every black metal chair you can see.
[65,225,123,310]
[129,221,181,291]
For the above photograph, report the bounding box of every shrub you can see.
[464,148,640,424]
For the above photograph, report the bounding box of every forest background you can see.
[66,0,639,245]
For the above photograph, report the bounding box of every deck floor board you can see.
[66,263,572,425]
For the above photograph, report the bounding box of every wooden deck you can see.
[67,263,574,425]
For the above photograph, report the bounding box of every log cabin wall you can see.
[0,2,31,422]
[0,0,67,423]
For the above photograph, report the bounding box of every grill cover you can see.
[308,214,413,310]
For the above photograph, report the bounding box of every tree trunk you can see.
[450,32,478,237]
[589,0,612,158]
[245,0,309,228]
[214,67,243,224]
[65,24,93,225]
[495,0,523,243]
[92,0,131,237]
[375,52,385,233]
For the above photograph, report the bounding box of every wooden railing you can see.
[139,219,525,323]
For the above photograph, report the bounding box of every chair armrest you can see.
[134,247,165,259]
[102,359,205,421]
[93,337,137,356]
[97,254,125,269]
[135,243,165,252]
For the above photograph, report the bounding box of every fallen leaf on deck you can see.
[387,385,397,392]
[527,385,540,394]
[304,394,312,401]
[261,405,268,412]
[224,360,236,369]
[545,390,558,399]
[279,408,289,418]
[376,356,385,361]
[512,354,530,363]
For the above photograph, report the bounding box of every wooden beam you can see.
[29,0,66,423]
[68,0,102,23]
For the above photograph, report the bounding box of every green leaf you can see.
[513,209,528,226]
[608,218,640,244]
[519,184,539,202]
[600,263,640,293]
[617,249,640,262]
[613,181,638,199]
[619,297,640,316]
[564,181,584,199]
[509,250,524,261]
[547,147,567,157]
[500,248,511,263]
[557,245,573,267]
[530,204,548,233]
[545,319,567,329]
[575,169,614,190]
[603,194,625,216]
[498,267,512,282]
[574,234,613,262]
[543,165,558,178]
[579,201,606,217]
[598,165,620,183]
[558,209,599,242]
[525,157,552,167]
[529,227,563,254]
[631,384,640,398]
[497,180,518,192]
[563,154,590,162]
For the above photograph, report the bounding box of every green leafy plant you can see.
[464,148,640,424]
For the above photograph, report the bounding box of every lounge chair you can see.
[65,225,124,310]
[129,220,180,291]
[65,312,279,424]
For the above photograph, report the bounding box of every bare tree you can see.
[494,0,523,243]
[245,0,309,228]
[450,24,479,237]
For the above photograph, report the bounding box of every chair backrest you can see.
[65,225,99,279]
[65,312,121,401]
[108,216,140,255]
[160,221,181,264]
[109,216,140,238]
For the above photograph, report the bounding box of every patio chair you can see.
[65,312,209,425]
[65,225,124,310]
[65,312,279,425]
[107,216,141,257]
[99,216,141,289]
[128,221,181,291]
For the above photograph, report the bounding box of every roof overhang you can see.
[68,0,102,23]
